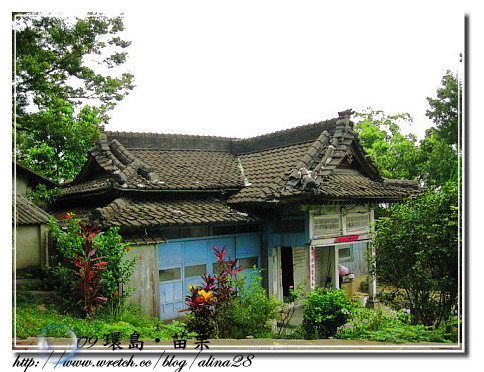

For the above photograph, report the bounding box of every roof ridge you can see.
[89,134,161,188]
[92,197,131,225]
[103,118,337,141]
[240,117,338,141]
[109,139,160,181]
[102,111,350,153]
[104,130,236,140]
[282,110,355,192]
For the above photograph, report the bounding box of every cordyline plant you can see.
[71,221,108,319]
[182,245,243,338]
[48,214,139,319]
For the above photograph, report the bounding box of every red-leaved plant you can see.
[182,245,243,338]
[71,222,108,319]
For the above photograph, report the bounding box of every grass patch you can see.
[337,306,459,343]
[14,293,188,340]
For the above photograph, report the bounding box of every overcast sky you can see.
[102,1,465,141]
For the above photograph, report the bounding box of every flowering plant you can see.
[182,245,244,338]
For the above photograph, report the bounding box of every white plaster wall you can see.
[292,246,310,293]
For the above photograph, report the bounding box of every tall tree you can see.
[13,12,135,181]
[354,108,423,181]
[419,127,459,187]
[421,70,461,187]
[369,71,462,330]
[426,70,462,148]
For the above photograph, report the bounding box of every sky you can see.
[100,1,466,141]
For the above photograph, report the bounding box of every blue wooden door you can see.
[158,242,184,319]
[235,234,261,284]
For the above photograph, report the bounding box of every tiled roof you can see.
[318,171,419,201]
[91,197,259,228]
[59,109,419,212]
[127,149,243,190]
[228,109,399,205]
[121,232,167,245]
[15,162,58,188]
[227,142,311,204]
[15,195,50,225]
[62,175,112,196]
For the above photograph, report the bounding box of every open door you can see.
[280,246,294,298]
[313,245,339,289]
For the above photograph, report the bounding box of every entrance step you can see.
[15,278,45,291]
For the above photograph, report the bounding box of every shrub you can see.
[182,246,280,339]
[182,245,241,338]
[302,287,355,339]
[94,228,139,319]
[215,271,279,339]
[337,306,458,343]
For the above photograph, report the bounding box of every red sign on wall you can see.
[334,235,360,243]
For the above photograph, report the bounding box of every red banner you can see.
[334,235,359,243]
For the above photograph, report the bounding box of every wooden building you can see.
[53,110,419,319]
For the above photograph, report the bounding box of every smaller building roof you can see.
[89,196,259,228]
[15,162,58,188]
[15,195,50,225]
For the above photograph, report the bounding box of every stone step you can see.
[16,290,58,303]
[15,278,45,291]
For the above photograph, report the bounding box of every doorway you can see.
[280,247,294,298]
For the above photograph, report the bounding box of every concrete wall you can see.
[15,224,48,269]
[126,244,159,317]
[15,173,29,196]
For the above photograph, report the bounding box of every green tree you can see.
[418,127,459,187]
[354,108,422,181]
[370,181,459,329]
[420,70,461,187]
[426,70,462,148]
[13,12,135,181]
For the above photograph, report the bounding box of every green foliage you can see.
[419,127,459,187]
[47,215,138,319]
[13,13,135,181]
[95,228,139,319]
[338,307,458,343]
[354,98,460,188]
[426,70,462,147]
[183,246,279,339]
[354,108,422,180]
[215,271,280,339]
[276,282,306,338]
[25,184,61,208]
[301,288,356,340]
[371,181,459,328]
[15,297,183,340]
